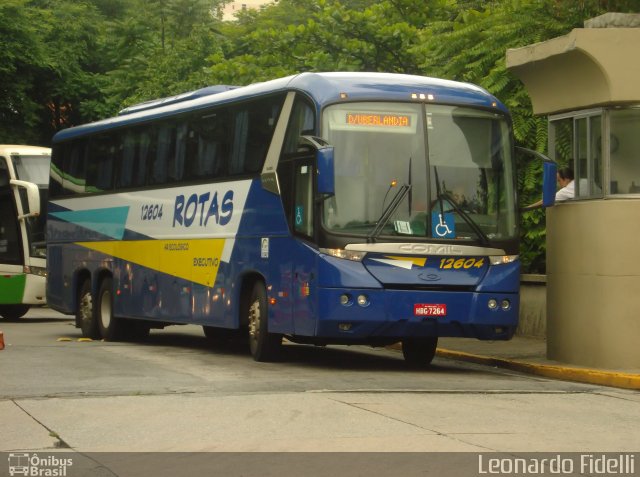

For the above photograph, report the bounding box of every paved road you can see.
[1,308,639,453]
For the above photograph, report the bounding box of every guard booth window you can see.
[610,107,640,194]
[575,114,603,198]
[550,111,603,199]
[550,107,640,198]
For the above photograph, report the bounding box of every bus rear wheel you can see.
[77,279,100,339]
[246,281,282,362]
[402,337,438,368]
[0,305,30,320]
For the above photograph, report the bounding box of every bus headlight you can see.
[489,255,518,266]
[339,294,353,306]
[320,248,366,262]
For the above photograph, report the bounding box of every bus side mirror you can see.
[542,161,557,208]
[316,146,335,196]
[10,179,41,218]
[515,146,557,209]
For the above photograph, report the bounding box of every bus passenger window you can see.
[151,123,175,185]
[86,135,116,193]
[230,94,285,175]
[188,110,231,180]
[49,146,64,198]
[172,123,188,182]
[294,162,314,237]
[120,132,136,188]
[283,99,315,153]
[61,141,86,195]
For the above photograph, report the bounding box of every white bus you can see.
[0,145,50,319]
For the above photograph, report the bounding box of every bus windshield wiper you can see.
[432,166,489,245]
[368,184,411,242]
[436,191,490,245]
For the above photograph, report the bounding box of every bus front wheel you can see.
[402,337,438,368]
[0,305,30,320]
[77,279,100,339]
[246,281,282,362]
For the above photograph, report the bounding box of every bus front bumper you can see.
[315,287,518,342]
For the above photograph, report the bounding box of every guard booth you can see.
[507,13,640,369]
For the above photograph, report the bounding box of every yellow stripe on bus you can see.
[384,255,427,267]
[76,239,226,288]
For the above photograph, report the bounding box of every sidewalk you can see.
[436,335,640,391]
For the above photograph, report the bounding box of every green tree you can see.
[412,0,637,272]
[0,0,48,144]
[36,0,105,140]
[102,0,226,111]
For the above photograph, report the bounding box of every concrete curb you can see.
[436,349,640,391]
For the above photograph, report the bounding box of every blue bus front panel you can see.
[315,287,518,341]
[310,252,520,342]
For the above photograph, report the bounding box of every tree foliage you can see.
[1,0,638,270]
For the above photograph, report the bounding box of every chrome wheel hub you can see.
[248,300,260,340]
[80,293,92,323]
[100,291,112,329]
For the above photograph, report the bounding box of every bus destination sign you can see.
[346,113,411,127]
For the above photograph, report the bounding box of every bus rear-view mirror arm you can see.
[515,147,557,210]
[10,179,41,219]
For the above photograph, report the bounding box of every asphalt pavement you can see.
[1,307,639,460]
[1,307,638,390]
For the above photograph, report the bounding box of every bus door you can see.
[0,158,25,305]
[277,152,318,336]
[0,158,23,266]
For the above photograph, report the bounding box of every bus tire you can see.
[0,305,30,320]
[77,279,100,339]
[246,281,282,362]
[96,277,122,341]
[402,336,438,368]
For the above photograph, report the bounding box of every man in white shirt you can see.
[526,166,574,208]
[555,167,574,201]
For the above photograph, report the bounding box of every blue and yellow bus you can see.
[47,72,555,365]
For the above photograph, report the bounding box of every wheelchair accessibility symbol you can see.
[431,212,455,238]
[295,206,304,226]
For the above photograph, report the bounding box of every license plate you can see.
[414,304,447,317]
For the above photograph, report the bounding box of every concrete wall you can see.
[546,200,640,369]
[518,274,546,338]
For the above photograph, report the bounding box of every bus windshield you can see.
[321,102,516,242]
[11,155,51,187]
